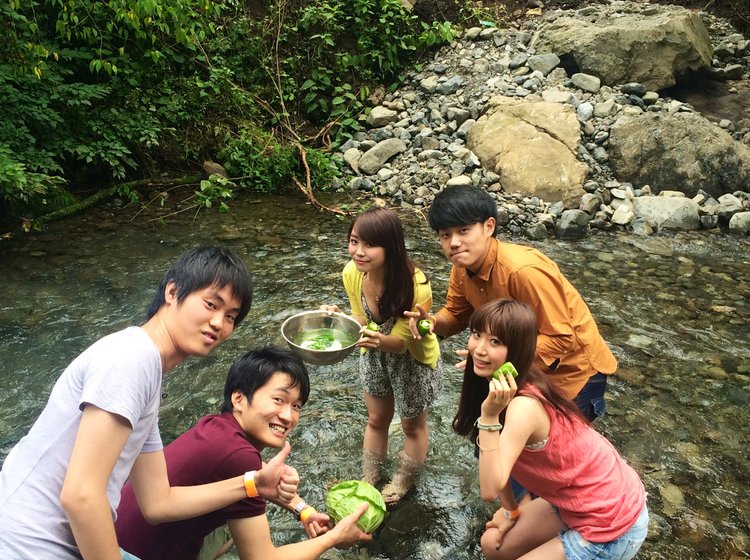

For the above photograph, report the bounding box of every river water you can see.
[1,193,748,559]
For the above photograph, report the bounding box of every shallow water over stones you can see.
[0,195,748,559]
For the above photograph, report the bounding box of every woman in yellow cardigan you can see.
[321,207,442,505]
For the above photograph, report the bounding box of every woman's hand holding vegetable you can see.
[403,304,433,339]
[357,324,382,349]
[480,372,517,420]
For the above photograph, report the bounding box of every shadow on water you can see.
[0,194,749,559]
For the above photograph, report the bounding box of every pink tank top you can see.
[512,385,646,542]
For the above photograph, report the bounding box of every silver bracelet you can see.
[475,417,503,432]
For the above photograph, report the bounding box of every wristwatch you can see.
[293,500,310,519]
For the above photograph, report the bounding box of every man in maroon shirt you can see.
[116,347,371,560]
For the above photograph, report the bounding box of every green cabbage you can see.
[325,480,386,533]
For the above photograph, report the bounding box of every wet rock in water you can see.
[659,483,685,516]
[646,511,673,541]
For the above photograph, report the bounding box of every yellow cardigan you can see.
[342,260,440,368]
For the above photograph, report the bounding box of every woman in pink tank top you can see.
[453,300,648,560]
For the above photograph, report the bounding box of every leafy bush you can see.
[293,0,456,123]
[217,124,338,193]
[0,0,455,224]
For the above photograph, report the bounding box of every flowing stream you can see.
[1,194,748,559]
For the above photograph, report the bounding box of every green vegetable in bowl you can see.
[417,319,432,336]
[492,362,518,380]
[294,328,351,351]
[325,480,386,533]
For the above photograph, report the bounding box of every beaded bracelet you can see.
[474,417,503,432]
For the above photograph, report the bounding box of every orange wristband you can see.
[503,508,520,519]
[299,506,317,523]
[244,471,258,498]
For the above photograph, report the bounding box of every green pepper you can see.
[417,319,432,336]
[492,362,518,380]
[366,321,379,332]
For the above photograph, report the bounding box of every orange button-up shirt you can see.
[436,237,617,398]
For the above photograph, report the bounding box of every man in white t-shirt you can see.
[0,246,298,559]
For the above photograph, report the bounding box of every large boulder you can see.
[632,195,701,230]
[532,4,713,90]
[608,112,750,198]
[466,96,587,207]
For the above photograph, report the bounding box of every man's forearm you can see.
[64,495,122,560]
[140,476,247,523]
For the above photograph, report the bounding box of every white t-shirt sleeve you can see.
[79,327,162,430]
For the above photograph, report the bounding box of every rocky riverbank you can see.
[335,1,750,238]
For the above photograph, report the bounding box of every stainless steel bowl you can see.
[281,310,362,365]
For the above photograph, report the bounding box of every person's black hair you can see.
[349,207,424,320]
[146,246,253,325]
[453,300,585,443]
[427,185,498,236]
[221,346,310,413]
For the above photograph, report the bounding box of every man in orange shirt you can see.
[408,185,616,421]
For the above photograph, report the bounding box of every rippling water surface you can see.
[1,194,748,559]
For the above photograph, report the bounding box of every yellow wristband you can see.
[244,471,258,498]
[299,506,317,523]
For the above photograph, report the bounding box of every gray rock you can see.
[366,106,399,128]
[577,102,594,121]
[420,76,439,94]
[571,73,601,93]
[632,196,701,230]
[609,112,750,198]
[509,53,530,69]
[700,214,719,229]
[621,83,647,97]
[594,98,617,117]
[358,139,407,175]
[526,222,549,239]
[528,54,561,76]
[542,89,574,104]
[579,193,602,213]
[728,212,750,232]
[717,193,744,219]
[446,175,473,187]
[555,209,590,238]
[436,76,465,95]
[611,204,635,225]
[445,107,472,126]
[533,5,713,90]
[343,148,362,173]
[417,149,443,161]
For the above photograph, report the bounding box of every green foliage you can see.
[216,124,337,194]
[0,146,72,214]
[0,0,222,217]
[0,0,456,224]
[292,0,456,123]
[195,174,233,213]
